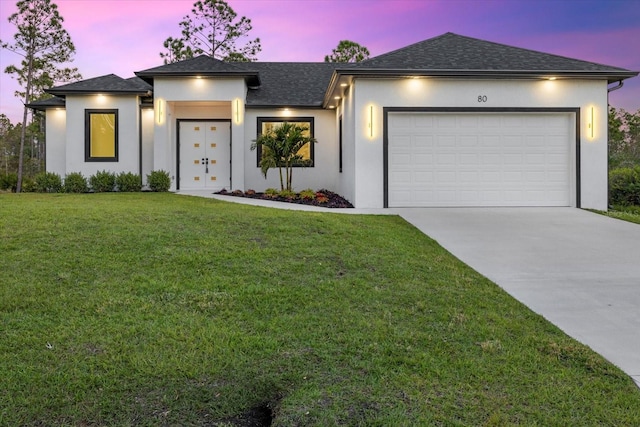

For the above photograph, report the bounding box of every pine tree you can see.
[1,0,81,192]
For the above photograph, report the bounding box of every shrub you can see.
[116,172,142,192]
[299,188,316,200]
[315,191,329,204]
[21,177,36,192]
[264,188,279,198]
[90,170,116,192]
[231,189,244,196]
[245,189,256,195]
[64,172,88,193]
[147,170,171,192]
[34,172,63,193]
[609,166,640,206]
[279,189,297,200]
[0,173,18,192]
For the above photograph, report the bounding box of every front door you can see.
[179,121,231,190]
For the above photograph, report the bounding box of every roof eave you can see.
[45,89,152,97]
[322,69,638,106]
[332,68,639,81]
[134,71,261,87]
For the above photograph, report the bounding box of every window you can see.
[85,109,118,161]
[256,117,314,167]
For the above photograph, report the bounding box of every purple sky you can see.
[1,0,639,124]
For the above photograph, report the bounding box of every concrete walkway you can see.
[395,207,640,388]
[178,192,640,386]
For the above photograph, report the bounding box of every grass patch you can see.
[2,193,640,425]
[592,205,640,224]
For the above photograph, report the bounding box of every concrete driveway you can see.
[396,207,640,387]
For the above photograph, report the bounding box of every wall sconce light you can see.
[368,105,374,138]
[234,98,242,124]
[588,107,594,138]
[156,98,164,125]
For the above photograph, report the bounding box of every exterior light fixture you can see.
[156,98,164,125]
[588,107,594,138]
[340,83,348,87]
[368,105,374,138]
[548,77,557,81]
[235,98,241,124]
[334,96,340,100]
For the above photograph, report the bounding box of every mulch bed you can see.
[215,189,354,208]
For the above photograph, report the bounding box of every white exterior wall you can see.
[141,107,154,186]
[336,84,357,205]
[153,77,246,191]
[64,95,140,178]
[242,108,339,193]
[350,78,608,209]
[45,109,67,177]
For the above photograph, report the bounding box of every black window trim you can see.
[85,109,119,162]
[255,116,315,168]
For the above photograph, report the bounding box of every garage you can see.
[386,110,576,207]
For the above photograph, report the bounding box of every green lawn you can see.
[1,193,639,426]
[596,205,640,224]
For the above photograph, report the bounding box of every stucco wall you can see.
[141,108,154,186]
[349,78,608,209]
[45,109,67,177]
[336,84,357,205]
[64,95,140,179]
[242,108,339,193]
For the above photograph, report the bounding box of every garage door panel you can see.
[388,112,572,207]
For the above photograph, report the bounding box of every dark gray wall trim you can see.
[383,107,582,208]
[84,109,119,162]
[255,117,315,168]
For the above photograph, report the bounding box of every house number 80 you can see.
[478,95,487,103]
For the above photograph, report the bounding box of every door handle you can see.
[205,157,209,174]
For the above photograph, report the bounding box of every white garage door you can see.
[387,112,573,207]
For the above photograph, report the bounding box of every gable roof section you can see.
[46,74,152,97]
[135,55,260,87]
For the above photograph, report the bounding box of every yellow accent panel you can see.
[194,126,200,131]
[194,176,200,181]
[193,160,200,164]
[211,176,216,181]
[211,143,216,148]
[211,126,216,131]
[90,113,116,157]
[194,143,200,148]
[211,160,216,164]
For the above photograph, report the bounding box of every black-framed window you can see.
[85,109,118,162]
[256,117,314,167]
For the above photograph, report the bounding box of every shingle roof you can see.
[26,96,66,110]
[135,55,260,86]
[42,33,637,109]
[46,74,152,96]
[360,32,631,72]
[244,62,338,107]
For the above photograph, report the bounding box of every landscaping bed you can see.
[216,188,354,208]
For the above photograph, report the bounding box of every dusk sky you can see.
[1,0,639,124]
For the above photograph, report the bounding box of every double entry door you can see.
[179,120,231,190]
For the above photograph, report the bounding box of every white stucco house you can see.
[30,33,637,209]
